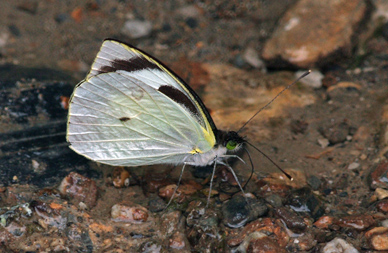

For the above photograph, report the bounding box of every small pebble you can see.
[176,5,201,18]
[314,216,335,229]
[337,214,375,230]
[317,138,330,148]
[121,20,152,39]
[274,206,307,233]
[243,47,266,69]
[111,203,149,223]
[366,227,388,250]
[58,172,98,208]
[139,241,162,253]
[381,219,388,227]
[369,162,388,189]
[0,29,10,48]
[348,162,360,170]
[169,231,188,250]
[322,238,359,253]
[296,70,324,89]
[377,199,388,213]
[319,121,350,145]
[376,188,388,200]
[112,167,132,188]
[31,159,47,174]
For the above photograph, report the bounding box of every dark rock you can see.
[286,187,324,220]
[274,206,307,232]
[191,165,212,179]
[148,196,165,213]
[336,214,375,231]
[382,22,388,42]
[54,13,70,24]
[290,119,309,134]
[185,17,198,28]
[265,194,283,207]
[319,121,350,145]
[307,175,322,190]
[222,195,266,228]
[8,25,21,37]
[368,162,388,189]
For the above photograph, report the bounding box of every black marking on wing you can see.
[119,117,131,122]
[97,57,159,75]
[158,85,199,117]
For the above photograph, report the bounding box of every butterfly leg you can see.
[218,161,250,205]
[221,155,246,164]
[206,160,218,208]
[165,162,187,208]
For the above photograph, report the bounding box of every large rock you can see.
[262,0,368,68]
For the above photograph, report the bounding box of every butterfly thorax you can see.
[184,130,244,166]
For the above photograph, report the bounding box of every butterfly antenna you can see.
[237,70,311,134]
[242,147,254,188]
[246,141,293,181]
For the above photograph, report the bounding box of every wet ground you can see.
[1,0,388,252]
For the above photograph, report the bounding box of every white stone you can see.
[322,238,359,253]
[121,20,152,39]
[296,70,324,89]
[243,47,266,69]
[318,138,330,148]
[347,162,360,170]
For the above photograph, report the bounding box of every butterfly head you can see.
[220,131,244,152]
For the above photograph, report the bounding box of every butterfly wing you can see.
[67,40,217,166]
[86,39,217,137]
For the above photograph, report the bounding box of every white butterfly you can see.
[66,39,247,201]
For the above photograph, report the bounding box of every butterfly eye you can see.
[226,140,237,150]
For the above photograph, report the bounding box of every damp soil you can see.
[0,0,388,252]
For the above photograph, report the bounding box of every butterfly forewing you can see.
[87,40,216,136]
